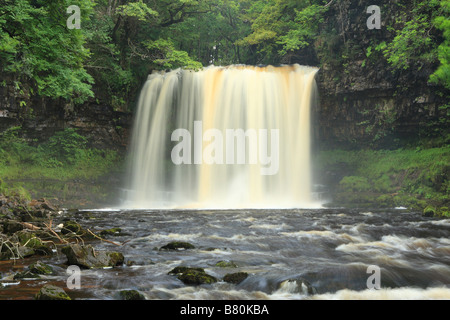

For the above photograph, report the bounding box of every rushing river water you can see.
[1,208,450,300]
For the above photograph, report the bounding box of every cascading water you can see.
[125,64,320,209]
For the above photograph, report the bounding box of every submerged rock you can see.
[13,270,41,280]
[28,261,54,275]
[178,270,217,285]
[35,284,71,300]
[13,261,54,280]
[168,266,217,285]
[215,260,238,268]
[61,244,124,269]
[118,290,146,300]
[160,241,195,250]
[168,266,205,275]
[278,278,317,295]
[61,220,83,235]
[223,272,248,284]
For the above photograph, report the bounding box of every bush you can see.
[44,128,88,165]
[339,176,371,192]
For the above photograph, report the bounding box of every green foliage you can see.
[236,0,327,63]
[116,0,159,21]
[0,0,95,103]
[339,176,371,192]
[44,128,88,165]
[380,0,449,90]
[430,0,450,89]
[317,146,450,209]
[277,4,326,56]
[0,127,120,182]
[143,39,202,70]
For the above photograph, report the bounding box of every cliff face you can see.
[313,0,448,149]
[0,74,132,151]
[0,1,447,152]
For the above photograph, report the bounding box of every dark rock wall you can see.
[0,74,132,151]
[313,0,447,149]
[0,1,447,151]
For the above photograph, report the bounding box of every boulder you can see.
[223,272,248,284]
[28,261,54,275]
[160,241,195,250]
[35,284,71,300]
[61,244,124,269]
[178,269,217,285]
[118,290,146,300]
[61,220,83,235]
[278,278,317,295]
[168,266,217,285]
[168,266,205,275]
[215,260,238,268]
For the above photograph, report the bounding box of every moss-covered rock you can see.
[2,220,23,234]
[13,270,41,280]
[100,227,122,237]
[423,206,436,217]
[35,284,71,300]
[215,260,238,268]
[61,220,83,235]
[168,266,217,285]
[160,241,195,250]
[118,290,146,300]
[28,261,54,275]
[61,244,124,269]
[223,272,248,284]
[178,269,217,285]
[168,266,205,275]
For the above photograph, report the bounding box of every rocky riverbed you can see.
[1,196,450,300]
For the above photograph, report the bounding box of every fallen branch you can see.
[87,229,122,246]
[44,222,68,244]
[20,222,41,231]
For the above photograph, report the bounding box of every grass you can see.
[315,145,450,215]
[0,127,124,207]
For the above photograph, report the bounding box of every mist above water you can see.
[125,64,320,209]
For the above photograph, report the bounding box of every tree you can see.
[0,0,95,104]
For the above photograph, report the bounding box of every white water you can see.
[126,64,320,209]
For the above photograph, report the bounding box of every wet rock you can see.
[223,272,248,284]
[168,266,205,275]
[35,284,71,300]
[15,230,53,256]
[118,290,146,300]
[13,261,53,280]
[61,244,124,269]
[169,266,217,285]
[160,241,195,250]
[215,260,238,268]
[278,278,317,295]
[28,261,54,275]
[178,270,218,285]
[423,206,436,217]
[100,227,122,237]
[13,270,41,280]
[17,246,35,258]
[61,220,83,235]
[2,220,23,234]
[28,198,58,212]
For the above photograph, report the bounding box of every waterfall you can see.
[125,64,320,209]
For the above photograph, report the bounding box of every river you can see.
[1,207,449,300]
